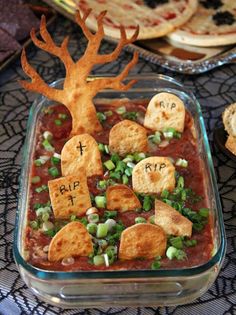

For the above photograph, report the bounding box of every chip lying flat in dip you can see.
[21,10,213,271]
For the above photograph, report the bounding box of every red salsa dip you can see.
[25,98,213,271]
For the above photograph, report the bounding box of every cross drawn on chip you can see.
[19,10,139,136]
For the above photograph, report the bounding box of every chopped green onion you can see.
[176,158,188,168]
[44,229,56,237]
[51,156,60,165]
[34,159,43,166]
[135,217,146,224]
[96,223,109,238]
[161,189,169,198]
[70,214,78,221]
[98,180,107,190]
[87,223,97,235]
[97,112,106,122]
[93,255,105,266]
[42,139,54,152]
[31,176,41,184]
[88,213,99,223]
[193,222,204,231]
[148,131,161,144]
[103,210,117,220]
[124,168,132,177]
[35,185,48,193]
[111,153,120,164]
[143,195,153,211]
[149,215,155,224]
[95,196,106,208]
[177,176,184,189]
[42,221,54,231]
[110,171,121,180]
[79,217,88,226]
[122,111,138,121]
[122,174,129,185]
[151,260,161,270]
[104,110,113,117]
[54,119,62,126]
[115,161,126,172]
[104,160,116,171]
[127,162,135,168]
[98,143,105,152]
[30,221,39,230]
[105,219,117,231]
[58,113,67,120]
[36,206,51,217]
[184,239,197,247]
[43,107,54,114]
[42,212,50,222]
[43,131,53,141]
[48,166,59,177]
[199,208,209,218]
[163,130,174,139]
[122,155,134,163]
[169,236,183,249]
[115,106,126,115]
[166,246,186,260]
[133,152,146,162]
[104,145,110,154]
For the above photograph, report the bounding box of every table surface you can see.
[0,14,236,315]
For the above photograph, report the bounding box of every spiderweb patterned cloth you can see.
[0,14,235,315]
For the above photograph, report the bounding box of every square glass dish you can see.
[14,74,226,308]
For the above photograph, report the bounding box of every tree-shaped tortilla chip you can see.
[155,199,192,237]
[61,134,103,177]
[48,173,91,219]
[48,221,93,262]
[132,157,175,194]
[144,92,185,132]
[106,184,141,212]
[119,223,167,260]
[109,120,148,156]
[19,11,139,136]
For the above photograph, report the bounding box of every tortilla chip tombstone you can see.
[48,173,91,219]
[106,184,141,212]
[144,92,185,132]
[132,157,175,194]
[61,134,103,177]
[119,223,167,260]
[109,119,148,156]
[48,221,93,262]
[155,199,192,237]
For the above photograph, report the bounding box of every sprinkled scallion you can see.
[115,106,126,115]
[149,215,155,224]
[42,221,54,232]
[133,152,146,162]
[48,166,59,177]
[169,236,183,249]
[199,208,209,218]
[143,195,153,211]
[97,112,106,122]
[122,174,129,185]
[151,260,161,270]
[87,223,97,235]
[104,160,115,171]
[122,111,138,121]
[177,176,184,189]
[124,167,132,177]
[184,239,197,247]
[95,196,106,208]
[105,219,117,231]
[93,255,105,266]
[42,139,54,152]
[96,223,109,238]
[104,110,113,117]
[88,213,99,223]
[98,180,107,190]
[175,158,188,168]
[30,221,39,230]
[54,119,62,126]
[35,185,48,193]
[104,145,110,154]
[43,131,53,141]
[98,143,105,152]
[103,210,117,220]
[166,246,186,260]
[58,113,67,120]
[110,153,120,164]
[135,217,146,224]
[31,176,41,184]
[148,131,161,144]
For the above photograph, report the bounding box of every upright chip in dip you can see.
[19,10,215,273]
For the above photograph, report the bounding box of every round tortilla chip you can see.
[132,156,175,194]
[106,184,141,212]
[48,221,93,262]
[222,102,236,137]
[61,133,103,177]
[119,223,167,260]
[109,119,148,156]
[144,92,185,132]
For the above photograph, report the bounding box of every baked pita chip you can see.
[144,92,185,132]
[109,120,148,156]
[61,134,103,177]
[119,223,167,260]
[48,173,91,219]
[106,184,141,212]
[48,221,93,262]
[132,157,175,194]
[222,102,236,137]
[225,135,236,156]
[154,199,192,237]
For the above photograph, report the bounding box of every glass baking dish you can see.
[14,74,226,308]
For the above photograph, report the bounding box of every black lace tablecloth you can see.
[0,15,235,315]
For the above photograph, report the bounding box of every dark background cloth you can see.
[0,14,235,315]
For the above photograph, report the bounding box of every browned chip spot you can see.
[154,200,192,237]
[48,221,93,262]
[109,120,148,156]
[106,184,141,212]
[144,92,185,132]
[119,223,167,260]
[61,134,103,177]
[132,157,175,194]
[48,173,91,219]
